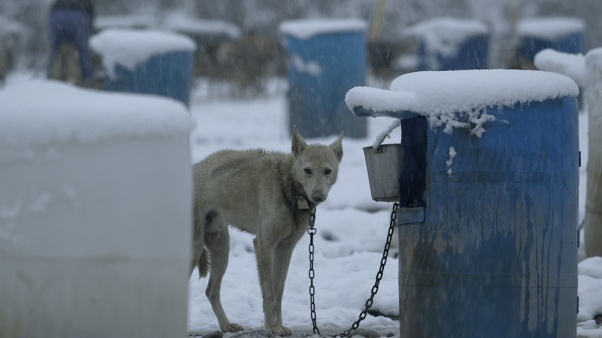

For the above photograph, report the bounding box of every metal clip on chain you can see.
[307,206,320,335]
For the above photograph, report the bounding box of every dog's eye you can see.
[304,168,312,175]
[324,169,332,175]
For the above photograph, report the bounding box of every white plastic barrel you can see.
[0,81,194,338]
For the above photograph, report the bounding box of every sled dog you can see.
[191,127,344,336]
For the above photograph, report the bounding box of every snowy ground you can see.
[3,73,602,337]
[187,79,402,336]
[184,78,602,338]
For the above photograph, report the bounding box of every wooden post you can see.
[584,49,602,258]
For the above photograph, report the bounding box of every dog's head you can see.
[291,126,344,204]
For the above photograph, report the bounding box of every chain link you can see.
[307,203,399,336]
[341,203,399,337]
[307,206,320,335]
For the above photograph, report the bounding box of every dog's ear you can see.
[292,126,308,157]
[329,131,344,162]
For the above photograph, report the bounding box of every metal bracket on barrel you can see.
[397,207,425,226]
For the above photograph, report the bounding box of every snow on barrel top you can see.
[0,80,194,148]
[404,18,488,57]
[346,70,578,115]
[518,17,585,40]
[90,28,196,79]
[163,12,241,39]
[534,49,587,87]
[346,69,578,135]
[278,18,367,40]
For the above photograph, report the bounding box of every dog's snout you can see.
[311,191,325,203]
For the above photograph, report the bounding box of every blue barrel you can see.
[518,18,585,62]
[407,18,489,71]
[104,51,194,105]
[397,99,578,337]
[90,29,196,106]
[348,70,579,337]
[279,19,368,138]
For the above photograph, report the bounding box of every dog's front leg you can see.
[273,229,306,331]
[254,235,292,336]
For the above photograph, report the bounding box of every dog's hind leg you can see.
[191,205,209,278]
[205,226,244,333]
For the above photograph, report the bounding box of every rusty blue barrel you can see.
[280,18,368,138]
[347,69,579,337]
[518,17,586,62]
[90,29,196,106]
[406,18,489,71]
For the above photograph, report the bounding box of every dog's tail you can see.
[197,248,210,279]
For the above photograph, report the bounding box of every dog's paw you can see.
[220,322,244,332]
[267,325,292,336]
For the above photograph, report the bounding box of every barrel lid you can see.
[518,17,585,40]
[163,12,241,39]
[404,18,488,55]
[279,18,367,40]
[90,28,196,79]
[534,49,586,87]
[0,80,194,150]
[346,69,578,135]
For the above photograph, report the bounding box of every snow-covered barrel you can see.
[90,29,196,106]
[279,18,368,138]
[405,18,489,71]
[346,70,579,337]
[518,17,585,64]
[0,81,193,338]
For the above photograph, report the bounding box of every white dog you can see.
[191,127,343,336]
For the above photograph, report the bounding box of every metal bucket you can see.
[363,144,403,202]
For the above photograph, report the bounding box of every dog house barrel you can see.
[279,18,368,138]
[346,69,580,338]
[0,81,194,338]
[90,29,196,106]
[518,17,585,64]
[405,18,490,71]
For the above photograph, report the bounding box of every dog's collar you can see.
[292,180,315,210]
[297,195,317,210]
[297,196,310,209]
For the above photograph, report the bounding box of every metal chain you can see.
[307,206,320,335]
[306,203,399,336]
[341,202,399,337]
